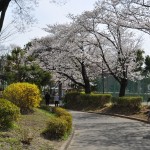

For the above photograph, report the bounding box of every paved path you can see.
[67,111,150,150]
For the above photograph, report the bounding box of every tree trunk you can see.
[119,78,128,97]
[81,62,91,94]
[0,0,11,32]
[84,81,91,94]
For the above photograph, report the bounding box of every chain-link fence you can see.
[96,75,150,102]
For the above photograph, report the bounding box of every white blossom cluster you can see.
[26,0,147,95]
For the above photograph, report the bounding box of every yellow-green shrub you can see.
[43,117,68,139]
[60,115,72,134]
[3,82,42,113]
[52,107,72,134]
[43,107,72,139]
[52,107,71,117]
[0,98,20,129]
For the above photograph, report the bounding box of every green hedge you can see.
[111,96,142,109]
[43,107,72,139]
[0,98,20,129]
[64,92,112,110]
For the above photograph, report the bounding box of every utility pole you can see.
[58,81,62,100]
[102,60,104,94]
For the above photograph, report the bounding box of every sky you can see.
[1,0,150,55]
[2,0,97,47]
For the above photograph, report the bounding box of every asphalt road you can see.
[67,111,150,150]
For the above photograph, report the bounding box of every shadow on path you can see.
[68,111,150,150]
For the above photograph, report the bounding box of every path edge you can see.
[88,111,149,124]
[60,128,75,150]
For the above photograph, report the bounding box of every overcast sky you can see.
[2,0,96,46]
[2,0,150,55]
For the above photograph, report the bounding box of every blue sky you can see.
[2,0,150,54]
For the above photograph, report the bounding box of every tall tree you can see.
[144,55,150,74]
[72,1,142,96]
[3,46,52,88]
[0,0,11,32]
[28,23,101,94]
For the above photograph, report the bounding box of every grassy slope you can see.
[0,108,64,150]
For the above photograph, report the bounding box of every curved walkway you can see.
[67,111,150,150]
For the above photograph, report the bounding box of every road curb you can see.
[60,128,75,150]
[88,111,149,124]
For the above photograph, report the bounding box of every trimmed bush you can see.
[43,107,72,139]
[52,107,71,117]
[64,92,112,110]
[0,98,20,129]
[111,96,142,109]
[60,115,72,134]
[52,107,72,133]
[43,117,68,139]
[3,82,42,114]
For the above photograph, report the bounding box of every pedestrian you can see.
[45,92,50,105]
[54,93,59,107]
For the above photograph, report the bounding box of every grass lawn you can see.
[0,108,65,150]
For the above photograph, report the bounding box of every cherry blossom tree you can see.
[95,0,150,35]
[72,2,142,96]
[26,0,143,96]
[27,23,102,94]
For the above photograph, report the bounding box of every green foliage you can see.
[135,49,145,71]
[4,47,26,83]
[40,105,52,112]
[2,47,52,88]
[144,55,150,73]
[3,82,42,114]
[43,107,72,139]
[25,64,52,88]
[0,98,20,129]
[64,92,112,110]
[52,107,72,134]
[52,107,71,117]
[111,96,142,109]
[43,117,68,139]
[60,115,72,134]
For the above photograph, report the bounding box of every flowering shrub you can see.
[52,107,72,134]
[0,98,20,129]
[43,107,72,139]
[43,117,68,139]
[3,82,42,113]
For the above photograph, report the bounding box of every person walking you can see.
[54,93,59,107]
[45,92,50,105]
